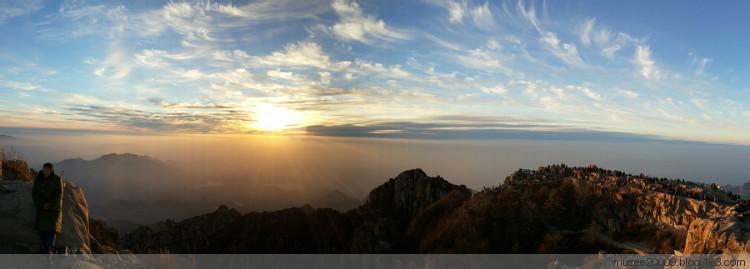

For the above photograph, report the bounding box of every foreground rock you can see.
[0,177,122,256]
[684,213,750,254]
[0,180,92,253]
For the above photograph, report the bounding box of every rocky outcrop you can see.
[0,180,91,253]
[364,169,464,217]
[350,168,471,253]
[683,216,749,254]
[122,205,242,253]
[0,178,118,254]
[633,190,733,231]
[122,168,472,253]
[118,165,747,254]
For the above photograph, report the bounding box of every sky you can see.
[0,0,749,145]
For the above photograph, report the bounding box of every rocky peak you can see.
[364,168,466,218]
[396,168,428,179]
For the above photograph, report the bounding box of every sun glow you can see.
[251,104,305,132]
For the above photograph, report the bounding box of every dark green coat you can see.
[32,172,63,234]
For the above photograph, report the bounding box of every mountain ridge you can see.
[5,157,747,254]
[120,164,746,254]
[54,153,363,225]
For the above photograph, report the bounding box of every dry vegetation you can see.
[1,146,35,181]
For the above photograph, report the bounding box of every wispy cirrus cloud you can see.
[539,31,585,67]
[0,0,748,144]
[65,104,249,133]
[0,0,43,23]
[0,80,39,91]
[634,45,661,79]
[326,0,409,45]
[305,120,683,143]
[470,2,495,29]
[255,41,351,70]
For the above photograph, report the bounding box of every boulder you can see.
[0,180,91,253]
[684,215,750,254]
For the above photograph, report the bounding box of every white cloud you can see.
[578,18,611,48]
[422,0,466,24]
[593,28,612,46]
[616,89,639,99]
[602,33,635,58]
[124,0,330,47]
[93,46,131,79]
[267,69,297,80]
[58,1,109,21]
[212,50,251,62]
[569,85,601,101]
[33,2,126,40]
[697,58,711,75]
[0,0,43,22]
[179,69,205,80]
[8,0,745,142]
[256,41,351,70]
[329,0,408,44]
[423,33,464,51]
[480,85,507,95]
[353,59,411,79]
[65,93,100,104]
[513,80,540,98]
[690,98,707,110]
[689,53,712,75]
[578,18,595,46]
[471,2,495,29]
[517,0,542,32]
[486,38,500,50]
[448,0,467,23]
[455,48,503,70]
[266,69,308,85]
[134,49,192,68]
[634,45,661,79]
[540,32,584,66]
[209,0,331,21]
[0,80,39,91]
[318,71,332,85]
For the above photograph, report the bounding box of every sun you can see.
[252,104,304,132]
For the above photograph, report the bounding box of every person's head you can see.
[42,163,53,177]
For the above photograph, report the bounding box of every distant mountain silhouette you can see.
[56,153,179,202]
[122,165,744,254]
[723,182,750,199]
[308,190,362,212]
[54,153,191,224]
[54,153,362,226]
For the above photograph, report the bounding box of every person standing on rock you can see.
[32,163,63,254]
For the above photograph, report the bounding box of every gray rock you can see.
[0,180,91,253]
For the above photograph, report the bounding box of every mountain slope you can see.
[123,168,471,253]
[55,153,178,201]
[121,165,746,254]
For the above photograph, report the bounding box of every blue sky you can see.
[0,0,749,144]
